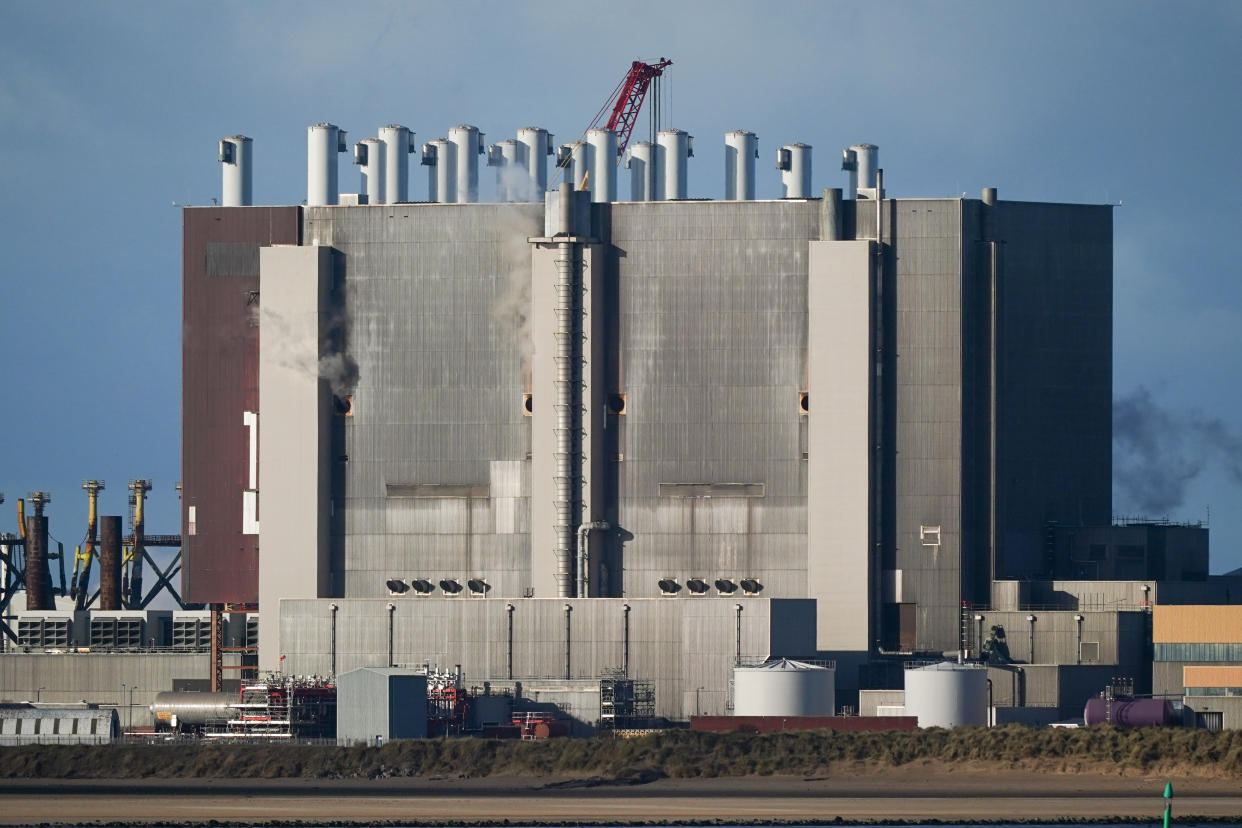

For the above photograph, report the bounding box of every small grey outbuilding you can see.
[336,667,427,745]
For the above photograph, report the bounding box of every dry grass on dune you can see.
[2,726,1242,781]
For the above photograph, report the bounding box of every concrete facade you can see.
[280,597,815,722]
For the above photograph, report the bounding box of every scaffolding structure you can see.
[599,667,655,730]
[206,675,336,739]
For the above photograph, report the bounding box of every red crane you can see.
[596,58,673,157]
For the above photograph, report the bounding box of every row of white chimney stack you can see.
[217,126,879,207]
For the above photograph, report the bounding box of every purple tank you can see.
[1083,697,1176,727]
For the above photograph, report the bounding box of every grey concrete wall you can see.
[969,609,1144,667]
[303,204,541,603]
[0,653,210,729]
[281,597,814,720]
[807,240,873,652]
[259,244,333,670]
[607,201,818,603]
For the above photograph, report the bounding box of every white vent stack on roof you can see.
[656,129,692,200]
[777,143,812,198]
[447,125,484,203]
[851,143,879,198]
[487,139,522,202]
[421,138,454,203]
[627,141,656,201]
[724,130,758,201]
[903,662,988,728]
[557,141,589,193]
[219,135,252,207]
[733,659,836,717]
[516,127,553,200]
[353,138,385,205]
[586,128,618,203]
[841,147,858,199]
[307,123,347,206]
[378,125,415,203]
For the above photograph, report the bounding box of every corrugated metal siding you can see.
[182,206,301,603]
[609,201,817,600]
[303,205,540,599]
[281,597,798,720]
[1155,605,1242,644]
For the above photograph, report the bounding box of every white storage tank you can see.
[903,662,988,728]
[627,141,656,201]
[733,659,835,717]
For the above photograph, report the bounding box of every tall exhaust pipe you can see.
[841,148,858,199]
[487,140,523,202]
[851,143,879,197]
[517,127,553,200]
[557,141,588,192]
[24,492,52,611]
[99,515,122,611]
[422,138,454,203]
[777,143,812,198]
[307,123,347,206]
[586,129,618,203]
[656,129,692,200]
[378,125,415,203]
[353,138,385,205]
[627,141,656,201]
[218,136,252,206]
[447,125,483,203]
[724,130,758,200]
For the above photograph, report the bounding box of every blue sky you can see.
[2,1,1241,576]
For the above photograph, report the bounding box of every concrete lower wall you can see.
[281,597,816,721]
[0,653,212,729]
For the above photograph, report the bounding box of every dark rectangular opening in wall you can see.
[881,603,917,652]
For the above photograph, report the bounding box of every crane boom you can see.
[603,58,672,156]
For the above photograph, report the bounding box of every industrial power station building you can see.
[177,123,1142,720]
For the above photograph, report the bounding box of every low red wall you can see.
[690,715,917,733]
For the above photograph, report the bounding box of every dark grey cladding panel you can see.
[205,242,259,276]
[658,483,765,498]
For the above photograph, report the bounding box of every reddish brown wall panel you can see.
[182,207,300,603]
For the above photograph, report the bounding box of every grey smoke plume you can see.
[491,208,541,356]
[259,303,358,398]
[1114,385,1242,516]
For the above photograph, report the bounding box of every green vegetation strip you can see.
[3,726,1242,780]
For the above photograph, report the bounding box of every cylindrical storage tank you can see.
[98,515,122,611]
[903,662,988,728]
[489,140,523,202]
[219,135,252,207]
[558,141,588,192]
[447,124,483,203]
[586,128,618,203]
[732,659,836,717]
[307,123,346,206]
[1083,698,1176,727]
[777,143,813,198]
[378,124,414,204]
[150,691,234,729]
[354,137,385,205]
[627,141,656,201]
[724,130,757,200]
[851,143,878,191]
[516,127,552,200]
[656,129,692,200]
[422,139,454,203]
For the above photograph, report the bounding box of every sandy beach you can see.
[2,768,1240,825]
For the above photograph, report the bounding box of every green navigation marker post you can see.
[1163,781,1174,828]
